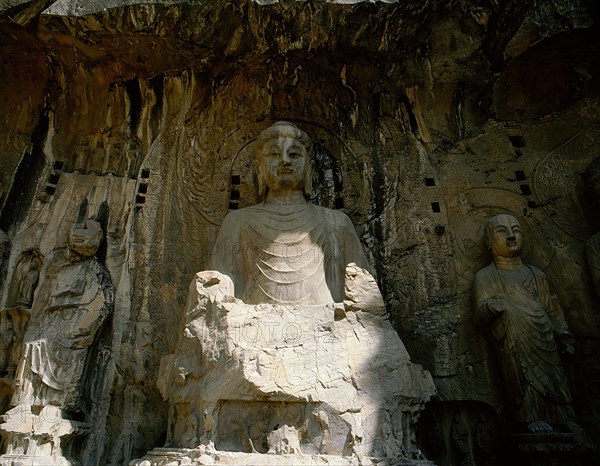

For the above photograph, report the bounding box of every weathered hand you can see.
[486,297,507,315]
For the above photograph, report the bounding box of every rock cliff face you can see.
[0,1,599,465]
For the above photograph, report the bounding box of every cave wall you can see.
[1,1,599,464]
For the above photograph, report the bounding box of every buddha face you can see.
[257,129,309,193]
[254,122,314,198]
[485,214,523,259]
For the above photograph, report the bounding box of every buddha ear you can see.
[304,158,314,198]
[483,229,493,251]
[255,163,267,200]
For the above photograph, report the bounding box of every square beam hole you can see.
[520,184,532,196]
[509,135,526,148]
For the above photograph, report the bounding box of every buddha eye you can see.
[289,152,303,159]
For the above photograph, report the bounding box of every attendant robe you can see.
[472,263,574,425]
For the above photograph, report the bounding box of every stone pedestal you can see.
[134,444,436,465]
[137,268,435,465]
[509,429,598,466]
[0,405,87,466]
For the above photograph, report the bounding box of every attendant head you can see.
[484,214,523,259]
[255,121,313,199]
[68,219,103,257]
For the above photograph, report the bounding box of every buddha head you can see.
[254,121,313,199]
[484,214,523,259]
[68,219,103,257]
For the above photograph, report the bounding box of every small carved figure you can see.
[14,219,113,413]
[584,157,600,296]
[472,214,575,433]
[13,250,43,309]
[210,121,368,304]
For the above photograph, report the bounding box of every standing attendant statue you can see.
[472,214,575,433]
[13,219,113,413]
[0,219,113,464]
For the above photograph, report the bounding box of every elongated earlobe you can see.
[256,163,267,200]
[304,159,314,198]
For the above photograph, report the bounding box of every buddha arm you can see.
[209,212,242,297]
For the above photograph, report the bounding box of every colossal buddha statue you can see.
[472,214,575,433]
[210,121,368,304]
[151,121,435,465]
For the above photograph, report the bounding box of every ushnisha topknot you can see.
[255,121,312,154]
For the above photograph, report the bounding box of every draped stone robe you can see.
[472,263,574,425]
[15,257,113,412]
[210,201,368,305]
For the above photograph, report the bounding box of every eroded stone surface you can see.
[155,266,434,463]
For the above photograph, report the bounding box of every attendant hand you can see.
[486,297,508,316]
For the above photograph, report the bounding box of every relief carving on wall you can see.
[0,219,114,465]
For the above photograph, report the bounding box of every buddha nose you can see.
[507,235,516,241]
[281,149,292,164]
